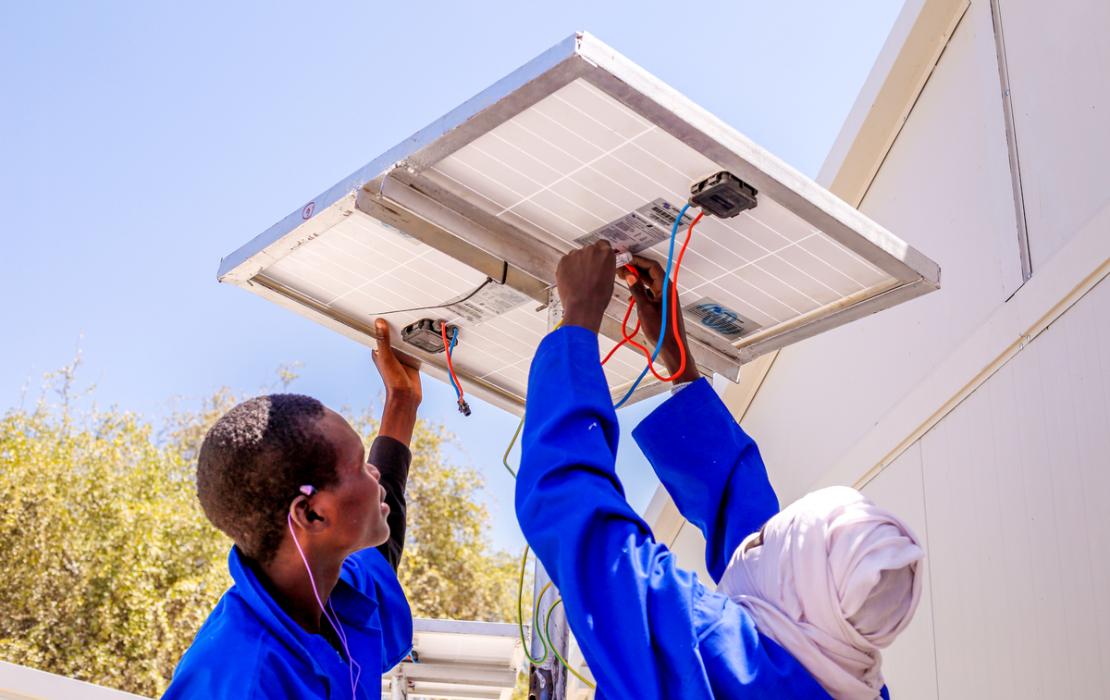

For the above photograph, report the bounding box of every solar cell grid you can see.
[218,33,939,413]
[428,79,897,348]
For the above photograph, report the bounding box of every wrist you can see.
[384,387,420,408]
[561,307,603,333]
[661,350,700,383]
[671,367,702,384]
[378,399,417,446]
[382,392,419,434]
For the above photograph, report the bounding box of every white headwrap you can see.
[717,486,924,700]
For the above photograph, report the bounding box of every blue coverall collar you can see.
[227,546,381,674]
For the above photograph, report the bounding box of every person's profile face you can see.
[316,409,391,552]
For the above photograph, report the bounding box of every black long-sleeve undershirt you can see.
[369,435,411,571]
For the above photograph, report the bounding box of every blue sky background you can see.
[0,1,902,554]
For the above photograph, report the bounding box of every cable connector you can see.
[439,322,472,417]
[690,171,758,218]
[402,319,458,354]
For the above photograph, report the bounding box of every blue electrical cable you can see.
[613,365,651,410]
[447,326,462,400]
[613,202,691,409]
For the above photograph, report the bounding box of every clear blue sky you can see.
[0,1,902,553]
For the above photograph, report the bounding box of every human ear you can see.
[289,494,325,530]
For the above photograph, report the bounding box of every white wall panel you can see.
[920,276,1110,699]
[651,3,1110,695]
[664,443,942,699]
[744,0,1020,503]
[998,0,1110,269]
[673,270,1110,699]
[860,444,938,700]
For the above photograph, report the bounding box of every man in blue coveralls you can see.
[164,319,418,699]
[516,241,924,700]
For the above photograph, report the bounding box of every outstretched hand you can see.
[619,256,700,384]
[372,319,422,404]
[372,319,422,444]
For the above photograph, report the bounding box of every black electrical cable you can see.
[365,277,493,317]
[365,262,509,318]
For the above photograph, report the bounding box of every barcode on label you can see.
[639,198,693,231]
[651,206,675,224]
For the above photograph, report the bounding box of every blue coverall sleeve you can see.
[344,548,414,670]
[632,379,780,582]
[515,327,828,700]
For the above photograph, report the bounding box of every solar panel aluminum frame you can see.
[219,32,940,414]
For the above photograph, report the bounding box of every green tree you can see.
[382,419,520,622]
[0,362,229,695]
[0,363,522,696]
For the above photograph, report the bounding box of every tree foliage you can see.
[0,363,522,697]
[349,412,522,623]
[0,363,228,695]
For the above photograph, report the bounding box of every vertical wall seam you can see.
[990,0,1034,285]
[916,442,944,700]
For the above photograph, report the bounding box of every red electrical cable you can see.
[440,321,464,399]
[602,212,703,383]
[600,294,638,365]
[600,265,642,365]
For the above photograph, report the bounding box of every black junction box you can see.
[690,171,759,218]
[401,319,457,354]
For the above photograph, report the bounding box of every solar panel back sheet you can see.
[219,33,940,414]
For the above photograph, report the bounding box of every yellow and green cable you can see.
[508,321,595,688]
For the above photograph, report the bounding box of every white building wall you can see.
[661,0,1110,697]
[856,444,937,700]
[996,0,1110,269]
[907,279,1110,698]
[865,275,1110,699]
[741,0,1023,504]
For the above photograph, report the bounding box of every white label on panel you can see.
[637,198,693,232]
[448,281,531,324]
[575,198,692,254]
[684,297,762,340]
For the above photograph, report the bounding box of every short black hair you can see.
[196,394,339,563]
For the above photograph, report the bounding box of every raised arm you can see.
[370,319,422,570]
[622,255,779,582]
[515,243,825,699]
[517,324,721,698]
[632,379,779,582]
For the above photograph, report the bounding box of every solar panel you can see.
[219,33,940,414]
